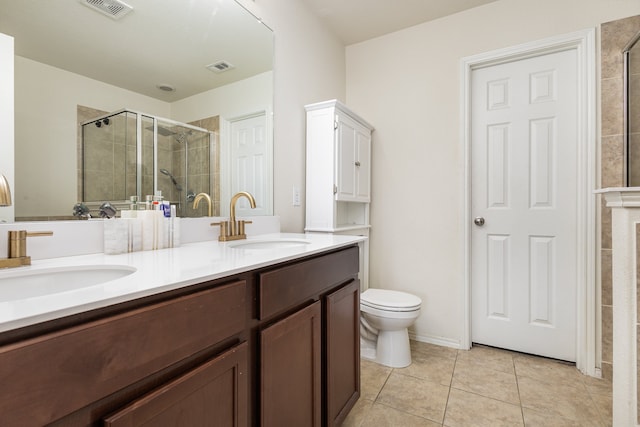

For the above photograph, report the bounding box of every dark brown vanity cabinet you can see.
[258,245,360,427]
[261,301,322,427]
[325,279,360,427]
[0,245,360,427]
[0,280,248,427]
[105,342,248,427]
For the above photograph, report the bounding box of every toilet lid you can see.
[361,289,421,311]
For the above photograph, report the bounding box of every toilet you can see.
[360,288,422,368]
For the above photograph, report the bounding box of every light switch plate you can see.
[293,186,301,206]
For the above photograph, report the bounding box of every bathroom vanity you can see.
[0,233,362,426]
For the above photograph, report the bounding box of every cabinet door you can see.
[335,114,358,202]
[336,113,371,203]
[326,280,360,426]
[104,342,248,427]
[355,129,371,201]
[261,301,322,427]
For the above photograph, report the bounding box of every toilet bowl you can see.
[360,288,421,368]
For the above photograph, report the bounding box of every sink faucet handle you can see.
[237,220,253,236]
[210,221,229,238]
[8,230,53,259]
[26,231,54,238]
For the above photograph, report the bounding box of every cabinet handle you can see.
[355,161,361,167]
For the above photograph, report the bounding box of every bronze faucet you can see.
[0,230,54,268]
[193,192,213,217]
[212,191,257,241]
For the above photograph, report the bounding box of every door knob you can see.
[474,217,485,226]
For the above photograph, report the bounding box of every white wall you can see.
[346,0,640,347]
[0,33,14,223]
[171,71,273,123]
[239,0,347,232]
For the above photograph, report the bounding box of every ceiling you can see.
[301,0,500,45]
[0,0,499,102]
[0,0,273,102]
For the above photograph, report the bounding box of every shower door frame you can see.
[81,108,213,210]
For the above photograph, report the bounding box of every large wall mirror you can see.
[625,31,640,186]
[0,0,273,221]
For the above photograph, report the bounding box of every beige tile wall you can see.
[188,116,220,217]
[601,17,640,403]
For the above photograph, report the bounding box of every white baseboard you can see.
[409,332,463,350]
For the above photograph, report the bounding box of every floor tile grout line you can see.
[372,365,394,403]
[512,353,526,426]
[584,386,609,425]
[374,400,445,425]
[440,349,460,426]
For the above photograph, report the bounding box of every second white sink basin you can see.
[228,238,311,250]
[0,265,137,302]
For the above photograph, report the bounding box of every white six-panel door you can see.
[470,49,578,361]
[229,112,270,216]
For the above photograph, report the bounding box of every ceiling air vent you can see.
[206,61,235,74]
[80,0,133,20]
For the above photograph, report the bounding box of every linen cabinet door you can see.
[104,342,248,427]
[326,279,360,427]
[260,301,322,427]
[335,113,359,201]
[354,128,371,201]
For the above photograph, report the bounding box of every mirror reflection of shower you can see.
[160,168,182,191]
[159,167,183,214]
[81,108,216,217]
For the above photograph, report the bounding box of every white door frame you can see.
[460,29,597,375]
[220,107,274,217]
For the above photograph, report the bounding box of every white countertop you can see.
[0,233,365,333]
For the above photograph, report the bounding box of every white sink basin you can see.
[0,265,137,302]
[228,238,311,250]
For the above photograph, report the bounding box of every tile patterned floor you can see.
[343,342,612,427]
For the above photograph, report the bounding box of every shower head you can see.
[174,130,193,144]
[94,118,110,128]
[159,168,183,191]
[156,126,175,137]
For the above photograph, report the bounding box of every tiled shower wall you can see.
[187,116,220,217]
[601,16,640,393]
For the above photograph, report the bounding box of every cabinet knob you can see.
[355,161,361,167]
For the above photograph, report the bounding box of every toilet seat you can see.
[361,289,421,312]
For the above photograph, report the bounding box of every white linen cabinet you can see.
[304,100,374,289]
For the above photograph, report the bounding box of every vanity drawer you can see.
[0,280,247,426]
[259,245,359,319]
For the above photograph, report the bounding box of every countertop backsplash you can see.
[0,216,281,260]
